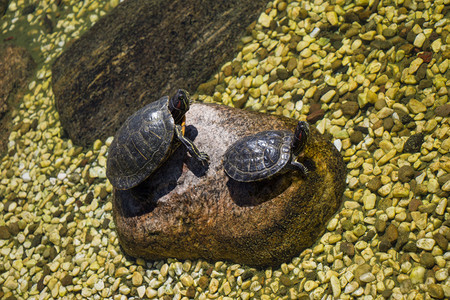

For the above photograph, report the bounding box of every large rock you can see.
[0,44,36,156]
[51,0,267,147]
[112,103,346,266]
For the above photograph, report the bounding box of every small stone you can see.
[341,101,359,117]
[403,241,418,252]
[408,198,422,211]
[286,57,297,72]
[350,131,363,144]
[410,266,426,284]
[382,118,393,131]
[416,238,435,251]
[411,211,427,230]
[360,272,376,283]
[276,68,290,80]
[304,280,318,292]
[326,11,339,26]
[198,276,209,290]
[433,233,448,251]
[385,224,398,243]
[435,104,450,117]
[321,90,336,103]
[4,276,18,290]
[366,176,382,192]
[280,275,295,287]
[61,274,73,286]
[414,33,426,48]
[392,185,410,198]
[132,271,143,286]
[360,31,376,41]
[409,57,424,74]
[340,242,355,256]
[68,173,81,183]
[89,166,106,178]
[427,284,444,299]
[307,109,325,123]
[382,28,397,38]
[375,218,386,233]
[370,39,393,50]
[398,165,415,183]
[209,278,219,293]
[435,269,448,282]
[345,26,360,38]
[7,222,20,236]
[180,274,194,287]
[414,184,428,196]
[435,198,447,215]
[420,252,435,268]
[0,226,11,239]
[378,149,396,166]
[377,107,393,119]
[22,172,32,182]
[354,264,371,283]
[408,99,426,114]
[378,239,392,252]
[419,203,436,214]
[344,281,359,294]
[403,133,424,153]
[363,193,376,210]
[186,286,196,298]
[258,13,273,28]
[330,275,341,298]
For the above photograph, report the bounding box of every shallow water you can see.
[1,0,449,299]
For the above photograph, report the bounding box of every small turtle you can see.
[223,121,310,182]
[106,89,209,190]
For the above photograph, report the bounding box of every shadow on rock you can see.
[226,175,293,207]
[184,125,209,177]
[115,125,208,218]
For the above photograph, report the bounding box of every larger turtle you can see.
[223,121,310,182]
[106,89,209,190]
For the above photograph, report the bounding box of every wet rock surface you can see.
[112,103,346,266]
[51,0,267,147]
[0,44,36,156]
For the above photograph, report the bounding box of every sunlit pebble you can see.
[22,172,31,182]
[49,177,57,185]
[57,172,67,181]
[310,27,320,38]
[333,139,342,152]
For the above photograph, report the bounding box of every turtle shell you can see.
[106,96,176,190]
[223,130,293,182]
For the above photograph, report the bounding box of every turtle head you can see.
[292,121,310,157]
[169,89,191,124]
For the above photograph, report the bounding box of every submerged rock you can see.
[51,0,267,147]
[112,103,346,266]
[0,44,36,156]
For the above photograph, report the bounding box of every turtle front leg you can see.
[175,125,210,163]
[291,161,308,175]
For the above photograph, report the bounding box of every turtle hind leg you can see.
[175,125,210,163]
[291,161,308,175]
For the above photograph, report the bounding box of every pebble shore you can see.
[1,0,449,299]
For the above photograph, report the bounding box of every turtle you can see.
[223,121,310,182]
[106,89,209,190]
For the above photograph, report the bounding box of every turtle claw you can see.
[291,161,308,175]
[197,152,210,163]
